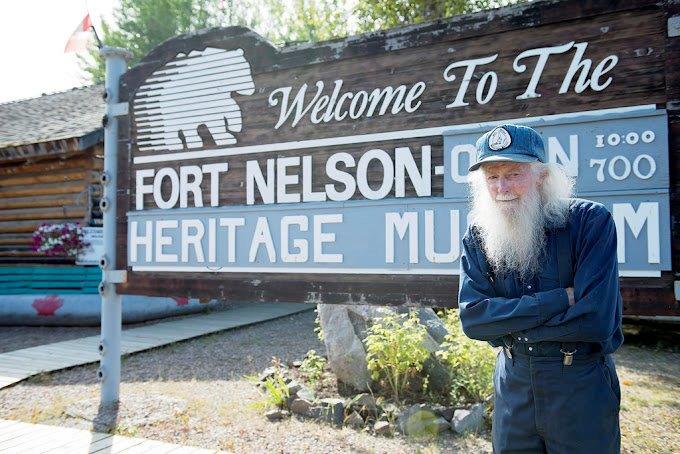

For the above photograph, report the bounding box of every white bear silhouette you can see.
[133,47,255,152]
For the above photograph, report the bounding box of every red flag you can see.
[64,14,93,53]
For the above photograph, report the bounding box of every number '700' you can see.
[589,154,656,182]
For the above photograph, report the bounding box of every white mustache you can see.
[495,194,519,201]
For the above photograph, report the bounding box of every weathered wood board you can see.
[115,0,679,315]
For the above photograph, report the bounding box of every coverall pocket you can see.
[598,357,621,411]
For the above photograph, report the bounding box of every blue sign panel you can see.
[129,105,671,278]
[128,194,670,276]
[444,106,669,199]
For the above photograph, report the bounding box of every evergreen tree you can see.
[355,0,522,32]
[81,0,255,83]
[81,0,523,83]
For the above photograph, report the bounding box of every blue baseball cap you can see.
[468,124,546,172]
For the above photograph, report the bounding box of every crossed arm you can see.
[458,209,621,344]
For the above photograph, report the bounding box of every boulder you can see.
[374,420,392,436]
[345,411,364,428]
[286,380,302,396]
[317,304,372,391]
[431,404,457,422]
[451,403,485,434]
[397,404,448,437]
[296,387,316,402]
[347,393,380,418]
[265,409,289,421]
[318,398,345,426]
[289,398,315,417]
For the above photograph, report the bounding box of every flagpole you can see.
[98,45,132,413]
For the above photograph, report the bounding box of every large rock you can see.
[451,403,485,434]
[289,398,315,417]
[318,398,345,426]
[317,304,373,391]
[347,393,380,418]
[397,404,450,437]
[345,411,364,428]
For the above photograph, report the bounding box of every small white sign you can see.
[76,227,104,265]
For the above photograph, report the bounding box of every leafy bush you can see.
[364,311,430,401]
[261,372,290,409]
[437,309,496,404]
[299,349,326,384]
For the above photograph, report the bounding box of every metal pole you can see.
[99,46,132,408]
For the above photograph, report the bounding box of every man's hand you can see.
[566,287,575,306]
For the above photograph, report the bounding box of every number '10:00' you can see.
[595,130,655,147]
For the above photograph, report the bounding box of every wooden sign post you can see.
[113,0,677,316]
[98,0,680,411]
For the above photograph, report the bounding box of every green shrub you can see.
[364,311,430,401]
[261,372,290,409]
[437,309,495,404]
[299,349,327,384]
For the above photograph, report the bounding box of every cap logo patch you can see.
[488,127,512,151]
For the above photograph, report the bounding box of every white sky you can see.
[0,0,117,104]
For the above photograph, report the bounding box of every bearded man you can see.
[458,124,623,454]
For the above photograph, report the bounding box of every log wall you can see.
[0,142,103,262]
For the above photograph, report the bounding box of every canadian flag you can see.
[64,14,93,53]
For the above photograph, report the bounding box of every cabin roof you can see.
[0,84,104,150]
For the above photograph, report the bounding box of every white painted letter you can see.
[314,214,343,263]
[612,203,660,264]
[357,149,394,200]
[246,159,275,205]
[385,212,418,264]
[249,217,276,263]
[424,210,460,263]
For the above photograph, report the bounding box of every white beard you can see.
[469,186,547,280]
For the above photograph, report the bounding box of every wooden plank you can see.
[112,439,181,453]
[0,156,95,178]
[0,422,36,442]
[0,218,85,234]
[0,193,86,211]
[0,420,20,431]
[0,181,87,199]
[44,431,111,454]
[0,206,87,222]
[89,434,143,453]
[33,430,97,454]
[0,170,98,188]
[0,424,51,450]
[0,425,77,453]
[0,234,33,246]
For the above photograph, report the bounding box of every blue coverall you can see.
[458,198,624,453]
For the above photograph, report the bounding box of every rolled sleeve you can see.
[510,206,622,344]
[458,231,570,342]
[535,287,571,322]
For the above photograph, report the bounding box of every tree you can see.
[263,0,352,44]
[81,0,523,83]
[355,0,523,33]
[80,0,256,83]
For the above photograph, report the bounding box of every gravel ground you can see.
[0,310,491,453]
[0,313,677,453]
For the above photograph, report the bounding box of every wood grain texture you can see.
[115,0,678,315]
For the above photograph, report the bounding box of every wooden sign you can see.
[115,0,679,314]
